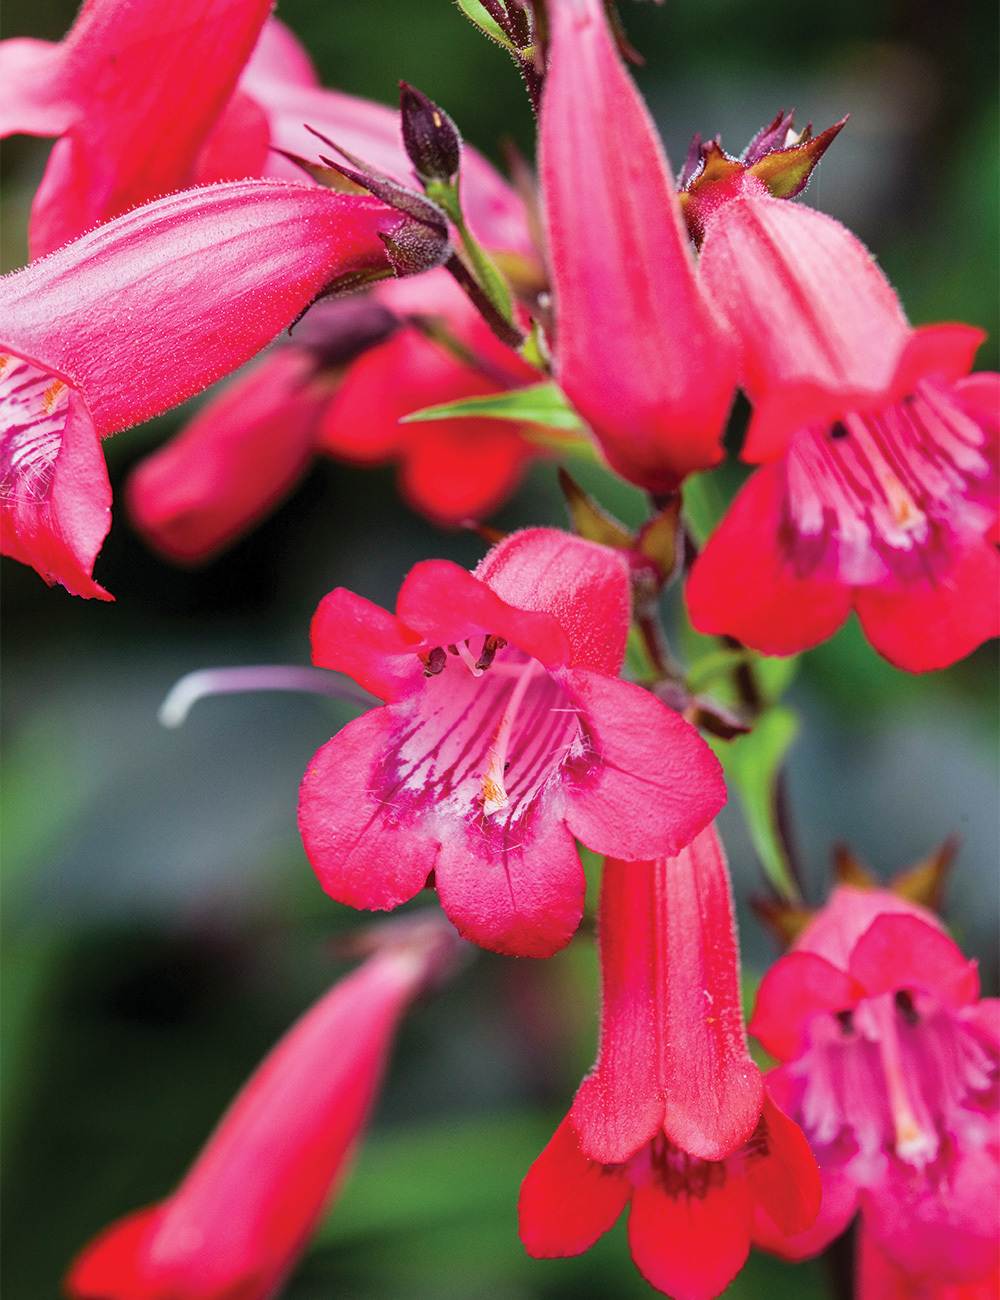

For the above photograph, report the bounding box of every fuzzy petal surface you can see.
[310,588,422,702]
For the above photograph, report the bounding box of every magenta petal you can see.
[0,357,112,599]
[627,1174,754,1300]
[519,1116,630,1259]
[570,860,664,1163]
[474,529,631,675]
[540,0,735,491]
[192,88,271,185]
[562,668,726,860]
[749,950,864,1061]
[745,1097,822,1238]
[753,1148,859,1262]
[2,182,396,437]
[0,37,72,136]
[848,913,980,1007]
[434,804,585,958]
[299,710,439,912]
[656,828,764,1160]
[126,349,328,564]
[309,588,422,703]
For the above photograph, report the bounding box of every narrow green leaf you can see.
[682,469,729,546]
[400,381,587,432]
[454,0,517,51]
[709,705,801,901]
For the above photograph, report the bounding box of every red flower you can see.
[539,0,737,493]
[0,0,273,257]
[749,885,1000,1294]
[298,528,726,957]
[64,913,463,1300]
[686,188,999,671]
[519,828,821,1299]
[0,181,439,597]
[126,269,543,562]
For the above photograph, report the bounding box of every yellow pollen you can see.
[42,379,67,414]
[880,469,924,531]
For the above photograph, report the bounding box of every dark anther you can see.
[835,1008,855,1035]
[830,421,849,440]
[446,644,460,656]
[475,634,507,672]
[895,989,920,1026]
[420,646,447,677]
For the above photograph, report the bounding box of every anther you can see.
[420,646,447,677]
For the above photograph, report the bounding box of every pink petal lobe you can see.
[627,1173,754,1300]
[753,1148,859,1262]
[299,710,439,912]
[685,462,853,654]
[399,418,531,526]
[793,885,940,969]
[749,950,864,1061]
[891,324,987,395]
[395,559,570,667]
[857,1219,1000,1300]
[540,0,735,492]
[192,88,271,185]
[126,350,329,564]
[561,669,726,860]
[2,182,397,437]
[853,536,1000,673]
[475,529,631,674]
[744,1096,822,1237]
[26,0,273,257]
[848,913,980,1007]
[0,355,112,599]
[241,17,320,91]
[0,37,73,137]
[65,1205,162,1299]
[434,807,585,958]
[309,588,422,702]
[699,196,911,461]
[519,1116,630,1258]
[656,828,764,1160]
[570,859,665,1163]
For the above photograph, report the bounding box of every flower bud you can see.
[399,82,461,186]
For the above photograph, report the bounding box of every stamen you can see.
[476,634,506,672]
[455,640,484,677]
[420,646,447,677]
[158,665,376,728]
[870,993,938,1167]
[481,658,545,816]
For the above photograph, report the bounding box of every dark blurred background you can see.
[1,1,997,1297]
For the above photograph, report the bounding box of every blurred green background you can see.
[1,1,997,1297]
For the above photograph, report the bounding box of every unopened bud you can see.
[400,82,461,185]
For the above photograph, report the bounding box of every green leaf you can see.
[682,469,729,546]
[709,705,801,901]
[400,381,587,432]
[454,0,517,51]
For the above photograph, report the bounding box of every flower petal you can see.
[65,1205,162,1299]
[0,37,72,137]
[744,1096,822,1238]
[627,1172,753,1300]
[749,950,865,1061]
[126,349,328,564]
[398,418,531,526]
[753,1148,858,1262]
[299,709,440,912]
[519,1116,631,1258]
[309,588,422,702]
[561,669,726,860]
[848,913,981,1007]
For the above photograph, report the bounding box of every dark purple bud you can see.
[399,82,461,185]
[290,298,400,367]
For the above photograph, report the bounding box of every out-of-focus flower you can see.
[0,182,433,598]
[684,121,999,671]
[298,528,726,957]
[538,0,737,493]
[750,885,1000,1295]
[64,912,464,1300]
[520,828,820,1299]
[0,0,273,257]
[126,269,543,561]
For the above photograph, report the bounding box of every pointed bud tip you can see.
[399,81,462,186]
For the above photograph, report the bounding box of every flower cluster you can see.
[1,0,995,1296]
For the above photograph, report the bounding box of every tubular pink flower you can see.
[64,913,463,1300]
[688,194,999,671]
[298,528,726,958]
[519,827,820,1299]
[749,886,1000,1294]
[0,0,273,257]
[539,0,737,492]
[0,181,408,597]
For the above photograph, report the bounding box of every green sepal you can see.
[401,381,587,431]
[454,0,518,52]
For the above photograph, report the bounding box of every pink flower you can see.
[686,180,999,671]
[0,0,273,257]
[64,913,463,1300]
[0,180,438,598]
[539,0,737,493]
[298,528,726,957]
[126,269,543,562]
[749,885,1000,1294]
[519,828,821,1299]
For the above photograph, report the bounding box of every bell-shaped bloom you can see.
[539,0,737,492]
[520,828,821,1299]
[298,528,726,958]
[64,912,463,1300]
[0,0,274,257]
[126,269,543,562]
[687,190,999,671]
[0,180,419,597]
[749,885,999,1295]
